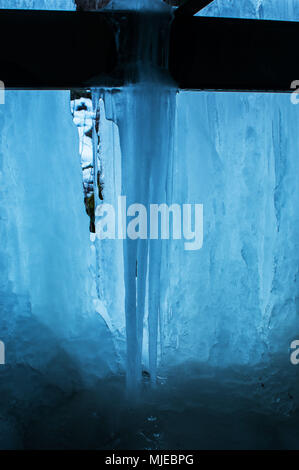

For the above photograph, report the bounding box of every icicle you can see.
[92,89,101,207]
[97,3,177,393]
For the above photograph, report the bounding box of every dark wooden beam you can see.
[0,9,117,89]
[0,9,298,92]
[170,15,299,92]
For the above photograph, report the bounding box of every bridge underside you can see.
[0,9,298,92]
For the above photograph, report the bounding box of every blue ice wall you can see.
[0,90,117,388]
[0,1,120,392]
[161,92,299,368]
[1,0,298,387]
[84,0,299,379]
[158,1,299,369]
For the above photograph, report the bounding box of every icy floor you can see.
[1,357,298,450]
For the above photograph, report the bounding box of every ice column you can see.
[93,6,176,392]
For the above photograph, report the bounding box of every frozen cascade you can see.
[90,3,176,393]
[0,7,120,448]
[103,82,176,392]
[0,90,118,384]
[0,0,298,451]
[88,0,299,392]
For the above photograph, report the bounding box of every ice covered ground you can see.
[2,360,297,449]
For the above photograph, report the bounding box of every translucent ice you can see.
[91,0,299,387]
[0,89,118,391]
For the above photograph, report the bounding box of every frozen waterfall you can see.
[73,0,299,390]
[90,4,177,392]
[1,0,299,451]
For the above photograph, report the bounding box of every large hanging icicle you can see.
[91,3,176,392]
[111,83,176,391]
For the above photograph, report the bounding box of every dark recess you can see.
[0,9,298,92]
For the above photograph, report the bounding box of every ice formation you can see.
[0,0,119,416]
[0,0,299,449]
[77,0,177,393]
[71,0,299,387]
[162,0,299,369]
[0,90,119,383]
